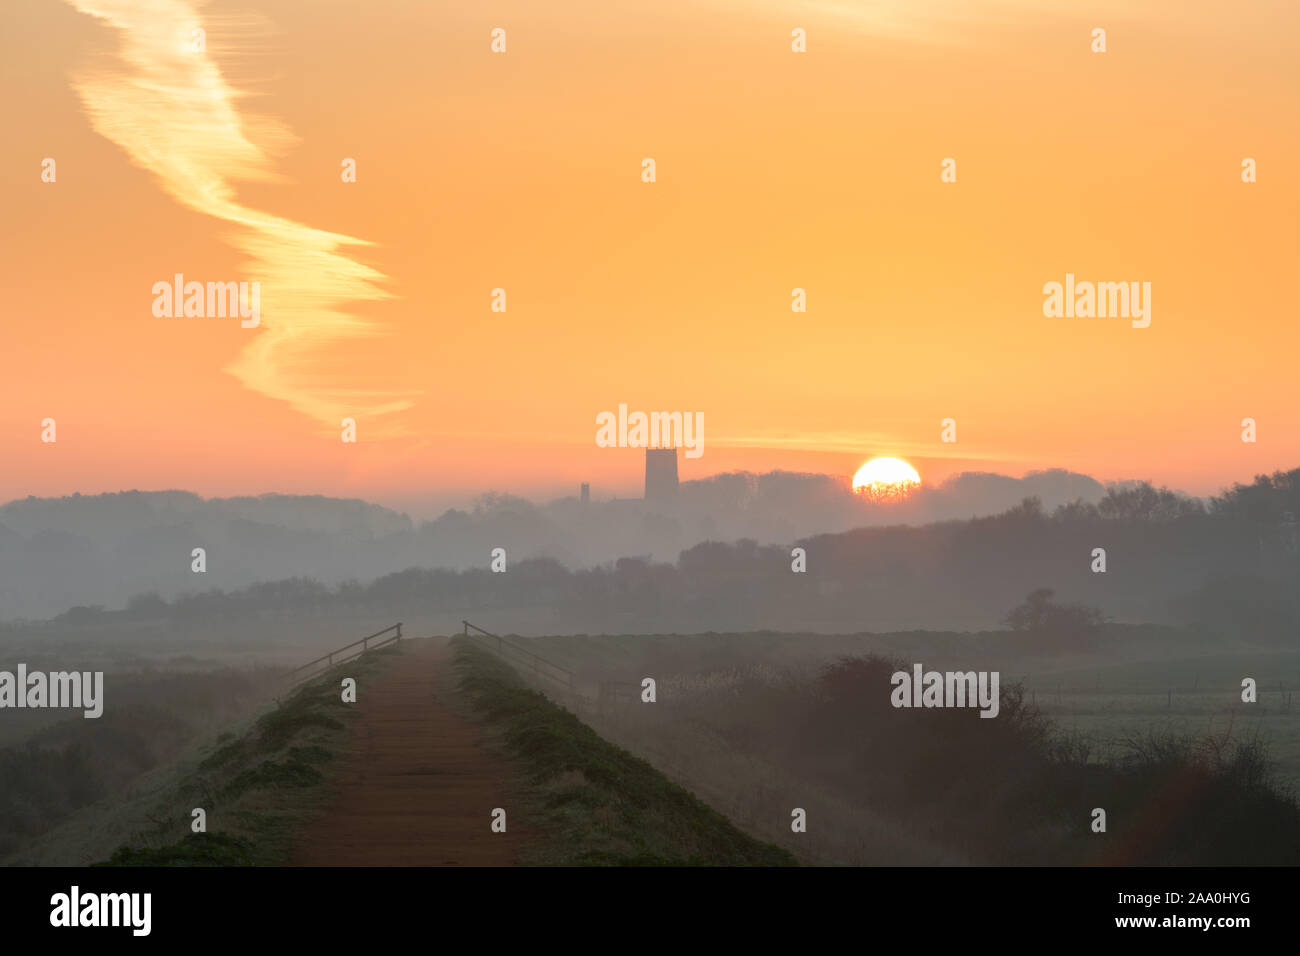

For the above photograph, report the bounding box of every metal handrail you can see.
[461,620,575,691]
[285,622,403,685]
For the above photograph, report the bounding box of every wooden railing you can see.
[285,623,402,686]
[461,620,575,691]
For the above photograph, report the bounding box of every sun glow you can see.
[852,457,921,502]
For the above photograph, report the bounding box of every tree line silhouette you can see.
[12,469,1296,640]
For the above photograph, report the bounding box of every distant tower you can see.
[580,482,590,506]
[644,448,679,504]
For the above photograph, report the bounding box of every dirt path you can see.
[289,637,528,866]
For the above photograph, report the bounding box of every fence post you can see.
[396,623,402,640]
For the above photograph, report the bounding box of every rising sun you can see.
[852,457,921,502]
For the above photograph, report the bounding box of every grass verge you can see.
[451,636,795,866]
[90,645,402,866]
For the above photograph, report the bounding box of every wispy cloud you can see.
[746,0,1165,43]
[65,0,414,431]
[713,430,1030,462]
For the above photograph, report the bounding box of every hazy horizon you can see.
[0,459,1216,524]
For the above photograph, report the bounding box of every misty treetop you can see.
[6,469,1296,640]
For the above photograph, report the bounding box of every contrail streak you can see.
[66,0,414,430]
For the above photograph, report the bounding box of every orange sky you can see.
[2,0,1297,514]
